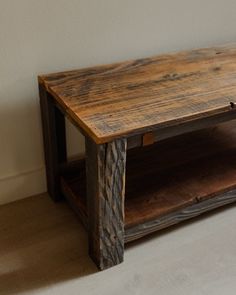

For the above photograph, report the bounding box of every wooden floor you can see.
[1,193,236,295]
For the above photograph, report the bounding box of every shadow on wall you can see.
[0,82,46,204]
[0,76,85,205]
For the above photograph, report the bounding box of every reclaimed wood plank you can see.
[85,138,127,270]
[125,190,236,242]
[39,43,236,143]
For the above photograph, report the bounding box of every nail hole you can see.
[230,102,235,108]
[213,66,221,71]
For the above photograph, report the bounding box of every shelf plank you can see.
[61,171,236,243]
[125,190,236,242]
[125,149,236,229]
[39,43,236,143]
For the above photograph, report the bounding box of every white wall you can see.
[1,0,236,205]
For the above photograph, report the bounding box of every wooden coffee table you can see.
[39,43,236,270]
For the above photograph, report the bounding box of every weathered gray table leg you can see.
[39,84,67,201]
[85,138,127,270]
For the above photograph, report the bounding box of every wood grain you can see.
[85,138,127,270]
[39,43,236,143]
[125,189,236,242]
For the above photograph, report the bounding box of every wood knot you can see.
[213,66,221,71]
[163,73,178,80]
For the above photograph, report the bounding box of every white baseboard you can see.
[0,168,46,205]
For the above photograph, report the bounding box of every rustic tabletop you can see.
[39,43,236,144]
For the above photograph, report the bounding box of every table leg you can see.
[86,138,127,270]
[39,84,67,201]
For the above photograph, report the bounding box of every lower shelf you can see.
[60,121,236,242]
